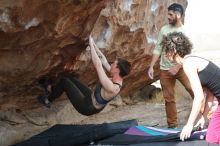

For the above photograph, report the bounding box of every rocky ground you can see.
[0,101,192,146]
[0,83,193,146]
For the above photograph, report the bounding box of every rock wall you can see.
[0,0,187,145]
[0,0,187,99]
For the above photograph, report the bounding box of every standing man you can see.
[147,3,194,128]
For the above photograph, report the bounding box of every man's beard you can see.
[168,18,177,25]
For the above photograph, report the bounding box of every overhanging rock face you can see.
[0,0,187,104]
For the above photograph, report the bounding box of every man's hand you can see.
[168,64,182,75]
[148,66,154,79]
[180,123,193,141]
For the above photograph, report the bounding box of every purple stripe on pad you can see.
[125,126,152,136]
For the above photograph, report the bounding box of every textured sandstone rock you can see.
[0,0,187,99]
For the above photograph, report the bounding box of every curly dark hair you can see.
[161,32,193,58]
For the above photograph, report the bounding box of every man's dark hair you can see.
[168,3,184,16]
[117,58,131,77]
[161,32,193,58]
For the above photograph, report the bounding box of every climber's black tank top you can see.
[187,56,220,99]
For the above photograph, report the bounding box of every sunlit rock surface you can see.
[0,0,187,145]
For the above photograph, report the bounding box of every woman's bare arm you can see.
[202,88,214,119]
[90,38,111,72]
[180,59,205,141]
[194,87,214,129]
[89,36,119,94]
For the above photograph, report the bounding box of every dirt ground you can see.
[81,99,192,127]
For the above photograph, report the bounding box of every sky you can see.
[184,0,220,64]
[185,0,220,33]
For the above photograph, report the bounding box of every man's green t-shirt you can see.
[153,24,185,70]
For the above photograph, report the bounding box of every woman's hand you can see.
[195,115,206,129]
[180,123,193,141]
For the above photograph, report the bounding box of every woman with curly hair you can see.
[161,32,220,144]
